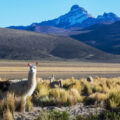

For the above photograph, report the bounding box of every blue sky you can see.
[0,0,120,27]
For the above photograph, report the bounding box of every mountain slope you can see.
[0,28,118,61]
[71,21,120,55]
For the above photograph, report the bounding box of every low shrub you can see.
[36,110,69,120]
[74,111,120,120]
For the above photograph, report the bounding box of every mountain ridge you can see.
[71,21,120,55]
[8,5,120,32]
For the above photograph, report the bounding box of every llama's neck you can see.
[26,70,37,97]
[28,70,36,84]
[50,79,52,83]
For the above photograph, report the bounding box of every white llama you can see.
[49,75,63,88]
[49,74,55,83]
[0,63,37,112]
[86,76,93,82]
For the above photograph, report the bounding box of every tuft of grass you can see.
[0,93,15,114]
[33,82,49,105]
[49,88,60,101]
[5,93,15,113]
[3,109,14,120]
[59,89,68,104]
[74,113,99,120]
[0,93,14,120]
[92,84,102,93]
[63,77,82,93]
[74,111,120,120]
[49,88,68,105]
[82,82,93,96]
[104,111,120,120]
[34,83,49,98]
[106,91,120,111]
[36,110,69,120]
[37,96,50,106]
[26,96,33,112]
[91,93,108,102]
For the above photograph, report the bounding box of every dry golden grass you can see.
[3,109,14,120]
[32,76,120,109]
[1,74,120,119]
[26,96,33,112]
[0,93,15,120]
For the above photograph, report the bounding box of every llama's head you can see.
[30,65,36,73]
[52,74,54,78]
[27,62,38,73]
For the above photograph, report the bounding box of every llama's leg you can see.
[19,97,26,112]
[20,97,26,120]
[23,97,26,112]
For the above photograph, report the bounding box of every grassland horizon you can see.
[0,60,120,80]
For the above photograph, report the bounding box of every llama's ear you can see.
[27,63,30,67]
[36,61,38,66]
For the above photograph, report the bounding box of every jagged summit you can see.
[97,12,120,24]
[70,5,86,12]
[71,5,80,10]
[69,5,91,17]
[98,12,119,18]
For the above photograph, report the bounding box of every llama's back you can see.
[9,80,29,97]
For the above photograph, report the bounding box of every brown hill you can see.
[0,28,119,61]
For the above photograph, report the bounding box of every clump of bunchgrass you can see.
[106,91,120,111]
[0,93,15,114]
[26,96,33,112]
[3,108,14,120]
[63,77,82,93]
[36,110,69,120]
[59,89,68,105]
[82,81,93,96]
[34,83,49,97]
[85,92,108,105]
[0,93,15,119]
[33,82,49,105]
[49,88,68,105]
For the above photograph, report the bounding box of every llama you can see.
[0,81,11,91]
[86,76,93,82]
[49,74,55,83]
[49,75,63,88]
[9,78,27,83]
[0,63,38,112]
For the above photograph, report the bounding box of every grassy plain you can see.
[0,60,120,79]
